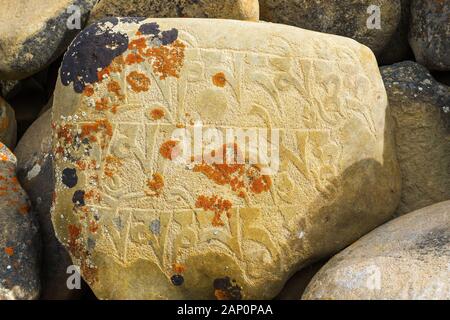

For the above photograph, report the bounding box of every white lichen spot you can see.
[27,163,41,181]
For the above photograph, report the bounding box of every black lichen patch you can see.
[62,168,78,188]
[138,22,179,45]
[415,228,450,256]
[60,18,129,93]
[72,190,85,206]
[171,274,184,286]
[213,277,242,300]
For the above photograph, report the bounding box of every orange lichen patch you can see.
[109,55,125,74]
[85,190,102,203]
[176,123,185,128]
[191,144,272,197]
[83,85,94,97]
[76,159,97,171]
[95,97,109,111]
[143,40,186,80]
[97,67,110,81]
[19,204,30,215]
[4,247,14,256]
[111,105,119,114]
[81,119,113,146]
[126,71,151,92]
[150,108,165,120]
[67,224,98,285]
[212,72,227,87]
[57,124,73,144]
[128,37,147,52]
[173,263,186,274]
[250,175,272,194]
[125,53,145,65]
[104,155,122,178]
[215,289,230,300]
[194,162,245,187]
[147,173,164,194]
[55,146,65,156]
[89,220,99,233]
[68,224,81,255]
[159,140,180,160]
[195,195,232,227]
[81,261,98,285]
[96,54,125,81]
[107,80,124,101]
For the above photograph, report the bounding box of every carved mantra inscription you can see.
[52,18,381,298]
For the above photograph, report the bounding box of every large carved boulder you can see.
[88,0,259,24]
[51,18,401,299]
[303,201,450,300]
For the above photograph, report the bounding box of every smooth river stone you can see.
[51,18,401,299]
[303,200,450,300]
[0,0,96,80]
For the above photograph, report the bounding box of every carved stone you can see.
[51,18,401,299]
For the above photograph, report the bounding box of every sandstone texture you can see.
[259,0,401,55]
[88,0,259,24]
[409,0,450,71]
[0,0,96,80]
[303,201,450,300]
[0,97,17,149]
[51,18,400,299]
[381,61,450,215]
[0,143,40,300]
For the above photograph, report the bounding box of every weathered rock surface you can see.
[378,0,414,65]
[0,0,96,80]
[51,18,400,299]
[0,97,17,149]
[303,201,450,300]
[381,61,450,215]
[15,109,81,299]
[0,143,40,300]
[409,0,450,71]
[88,0,259,24]
[259,0,401,55]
